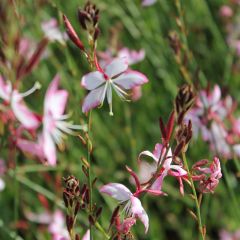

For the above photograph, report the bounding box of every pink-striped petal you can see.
[100,183,132,202]
[81,71,105,90]
[82,85,106,113]
[114,70,148,90]
[105,58,128,78]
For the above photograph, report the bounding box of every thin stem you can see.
[87,110,93,240]
[182,152,205,240]
[14,153,19,230]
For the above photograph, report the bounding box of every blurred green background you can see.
[1,0,240,239]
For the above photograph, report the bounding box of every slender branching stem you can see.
[182,152,205,240]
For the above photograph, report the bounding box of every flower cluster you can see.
[185,84,240,159]
[100,109,222,236]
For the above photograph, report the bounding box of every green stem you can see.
[14,155,19,229]
[182,152,205,240]
[87,110,93,240]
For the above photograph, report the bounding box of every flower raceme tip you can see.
[81,57,148,115]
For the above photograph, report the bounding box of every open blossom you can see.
[100,183,149,233]
[17,75,86,165]
[0,75,41,129]
[184,85,240,158]
[81,58,148,115]
[139,143,187,195]
[41,18,68,44]
[192,157,222,193]
[98,48,145,102]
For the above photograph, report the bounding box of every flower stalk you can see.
[182,152,205,240]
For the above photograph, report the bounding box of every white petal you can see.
[170,165,187,176]
[100,183,132,202]
[114,70,148,90]
[105,58,128,78]
[81,71,105,90]
[138,150,159,163]
[82,230,90,240]
[43,131,57,166]
[130,196,149,233]
[82,85,107,113]
[0,178,5,191]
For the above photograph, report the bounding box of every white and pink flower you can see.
[17,75,86,165]
[100,183,149,233]
[81,58,148,115]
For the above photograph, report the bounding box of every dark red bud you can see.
[63,14,85,51]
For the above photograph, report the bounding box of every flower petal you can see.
[138,151,159,163]
[169,165,187,176]
[81,71,105,90]
[44,75,68,117]
[11,91,40,129]
[43,131,57,166]
[105,58,128,78]
[82,85,107,113]
[17,138,44,159]
[82,230,90,240]
[114,70,148,90]
[100,183,132,202]
[130,196,149,233]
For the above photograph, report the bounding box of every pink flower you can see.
[41,18,68,44]
[142,0,157,6]
[192,157,222,193]
[18,75,86,165]
[81,58,148,115]
[0,75,41,129]
[219,6,233,18]
[139,144,187,195]
[100,183,149,233]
